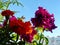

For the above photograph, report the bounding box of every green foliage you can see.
[0,0,23,10]
[0,0,23,45]
[33,27,49,45]
[34,34,40,40]
[11,0,24,6]
[0,26,20,45]
[38,33,49,45]
[11,33,19,42]
[36,27,44,33]
[44,37,49,45]
[0,14,4,21]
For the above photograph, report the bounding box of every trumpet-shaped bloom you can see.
[31,7,57,32]
[9,16,32,35]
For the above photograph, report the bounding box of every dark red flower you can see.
[9,16,22,35]
[9,16,32,35]
[31,7,57,32]
[1,10,14,16]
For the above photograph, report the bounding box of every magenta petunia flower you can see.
[31,7,57,32]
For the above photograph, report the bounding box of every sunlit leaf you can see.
[34,34,40,40]
[33,41,37,45]
[0,2,3,9]
[0,14,4,21]
[11,33,17,41]
[36,27,44,33]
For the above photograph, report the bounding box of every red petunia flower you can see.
[1,10,14,16]
[20,29,37,42]
[9,16,32,35]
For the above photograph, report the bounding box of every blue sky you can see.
[9,0,60,37]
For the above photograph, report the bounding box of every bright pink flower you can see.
[31,7,57,32]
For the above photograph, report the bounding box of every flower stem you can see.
[23,39,25,45]
[39,33,42,44]
[42,38,44,45]
[16,34,19,42]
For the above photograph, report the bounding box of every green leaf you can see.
[38,43,43,45]
[0,14,4,21]
[11,0,24,7]
[11,33,17,41]
[0,1,5,10]
[36,27,44,33]
[0,2,3,9]
[34,34,40,40]
[17,2,24,7]
[44,37,49,45]
[0,0,23,10]
[33,41,37,45]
